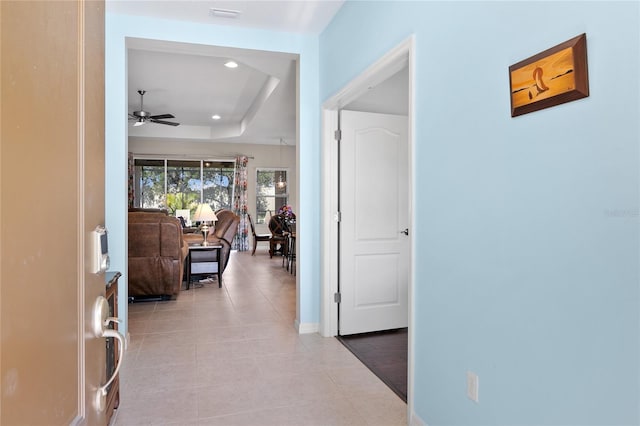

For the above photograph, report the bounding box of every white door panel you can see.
[339,110,409,335]
[355,253,401,306]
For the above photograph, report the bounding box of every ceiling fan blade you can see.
[150,119,180,126]
[150,113,175,120]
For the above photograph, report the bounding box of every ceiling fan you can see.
[129,90,179,127]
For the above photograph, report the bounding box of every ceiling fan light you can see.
[130,90,180,127]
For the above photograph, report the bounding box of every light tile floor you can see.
[112,249,407,425]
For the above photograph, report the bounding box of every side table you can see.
[186,243,223,289]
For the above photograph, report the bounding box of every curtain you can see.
[128,152,135,208]
[232,155,249,251]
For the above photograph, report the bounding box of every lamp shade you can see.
[193,204,218,223]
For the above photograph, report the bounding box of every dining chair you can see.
[268,215,289,258]
[248,213,271,256]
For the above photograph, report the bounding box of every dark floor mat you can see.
[337,328,407,402]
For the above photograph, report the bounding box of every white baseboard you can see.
[294,320,319,334]
[410,410,427,426]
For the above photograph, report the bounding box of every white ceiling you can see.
[108,0,346,34]
[344,67,408,116]
[111,0,407,146]
[126,38,299,144]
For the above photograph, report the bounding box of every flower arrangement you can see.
[278,205,295,218]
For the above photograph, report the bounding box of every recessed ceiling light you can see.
[224,61,238,69]
[211,114,221,120]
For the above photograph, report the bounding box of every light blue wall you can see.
[105,14,321,333]
[321,1,639,424]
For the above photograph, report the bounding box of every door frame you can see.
[320,34,416,403]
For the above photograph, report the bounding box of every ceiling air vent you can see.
[209,8,242,19]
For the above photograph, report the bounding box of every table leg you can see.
[186,252,191,290]
[217,247,222,288]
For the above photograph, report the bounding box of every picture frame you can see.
[509,33,589,117]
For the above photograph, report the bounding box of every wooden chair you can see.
[248,213,271,256]
[268,215,289,258]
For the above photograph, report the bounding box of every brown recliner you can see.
[128,210,188,300]
[182,209,240,276]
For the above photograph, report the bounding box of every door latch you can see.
[91,296,125,412]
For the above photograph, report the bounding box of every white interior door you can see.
[339,110,409,335]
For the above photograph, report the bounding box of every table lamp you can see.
[193,204,218,246]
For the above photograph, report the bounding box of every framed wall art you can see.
[509,33,589,117]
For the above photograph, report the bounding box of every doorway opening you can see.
[321,36,415,406]
[124,36,301,330]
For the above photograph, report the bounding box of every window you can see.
[133,158,235,219]
[203,161,234,212]
[256,169,288,224]
[166,160,201,214]
[135,159,165,208]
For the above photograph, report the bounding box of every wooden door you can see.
[1,1,107,424]
[339,110,409,335]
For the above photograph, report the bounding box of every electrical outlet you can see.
[467,371,479,403]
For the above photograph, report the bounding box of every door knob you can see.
[400,228,409,236]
